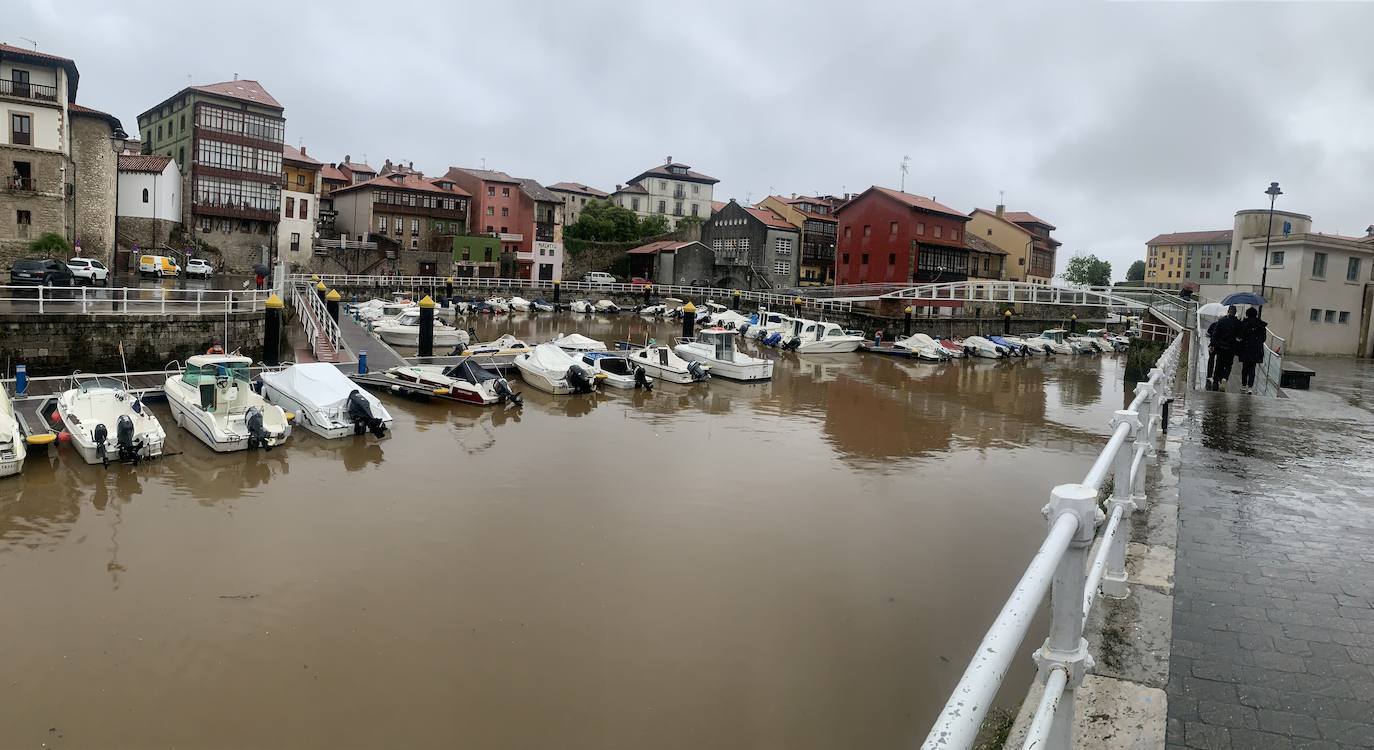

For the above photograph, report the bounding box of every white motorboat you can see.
[1003,334,1047,355]
[705,309,751,331]
[484,297,511,314]
[1057,330,1100,354]
[675,327,774,381]
[570,300,596,314]
[375,311,468,347]
[509,296,532,312]
[628,345,711,384]
[513,343,602,394]
[892,333,952,361]
[1033,329,1078,355]
[0,385,28,477]
[531,298,555,313]
[578,353,648,389]
[48,375,166,465]
[962,335,1008,359]
[164,354,291,452]
[779,319,865,353]
[749,310,791,340]
[594,299,622,313]
[458,334,533,368]
[259,363,393,439]
[1085,328,1126,352]
[381,358,522,406]
[551,333,607,353]
[638,304,666,317]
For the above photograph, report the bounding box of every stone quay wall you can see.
[0,311,267,376]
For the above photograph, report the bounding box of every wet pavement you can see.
[1,315,1140,748]
[1167,358,1374,749]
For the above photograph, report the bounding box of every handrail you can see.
[923,330,1185,750]
[289,282,345,362]
[0,285,266,315]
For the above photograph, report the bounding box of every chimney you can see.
[344,154,351,163]
[615,184,622,191]
[1366,225,1374,237]
[666,155,673,165]
[384,158,393,168]
[299,145,307,156]
[408,161,414,169]
[995,204,1006,218]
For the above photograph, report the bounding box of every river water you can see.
[0,314,1129,748]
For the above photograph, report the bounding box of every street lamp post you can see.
[110,129,128,265]
[1259,181,1282,298]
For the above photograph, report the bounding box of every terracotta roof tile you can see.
[282,144,321,167]
[971,208,1034,236]
[615,183,649,195]
[0,42,74,64]
[333,172,471,197]
[845,186,965,219]
[547,182,609,198]
[118,154,173,173]
[964,233,1008,255]
[191,79,282,110]
[320,164,349,182]
[342,160,376,174]
[1146,230,1233,246]
[67,102,124,132]
[745,206,798,231]
[448,166,519,184]
[1002,211,1055,230]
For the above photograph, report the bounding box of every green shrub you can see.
[29,232,72,255]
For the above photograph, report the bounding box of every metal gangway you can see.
[923,329,1187,749]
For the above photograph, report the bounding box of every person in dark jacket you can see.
[1210,305,1242,391]
[1238,307,1268,394]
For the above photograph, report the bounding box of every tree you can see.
[1061,254,1112,287]
[564,200,674,243]
[29,232,72,255]
[637,214,669,237]
[1126,260,1146,282]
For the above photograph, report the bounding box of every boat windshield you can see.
[76,375,129,392]
[705,333,735,359]
[183,361,251,386]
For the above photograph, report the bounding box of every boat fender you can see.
[633,365,653,391]
[116,414,141,465]
[207,344,225,355]
[93,423,109,466]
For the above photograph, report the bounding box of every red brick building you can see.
[834,186,969,285]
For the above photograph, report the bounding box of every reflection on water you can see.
[0,314,1132,749]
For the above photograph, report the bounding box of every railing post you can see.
[1103,409,1141,599]
[80,285,88,314]
[1034,483,1100,749]
[1130,383,1153,504]
[37,284,44,315]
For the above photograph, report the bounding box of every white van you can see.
[139,254,180,277]
[582,271,616,287]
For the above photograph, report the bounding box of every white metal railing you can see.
[1191,312,1285,396]
[289,282,345,362]
[288,274,855,312]
[0,284,268,315]
[923,330,1185,750]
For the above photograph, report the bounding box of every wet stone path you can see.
[1167,365,1374,750]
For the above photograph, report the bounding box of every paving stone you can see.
[1185,720,1231,750]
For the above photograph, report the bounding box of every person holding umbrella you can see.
[1238,307,1268,394]
[1210,305,1242,391]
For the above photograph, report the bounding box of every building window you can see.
[1348,257,1361,282]
[632,197,640,211]
[888,253,896,265]
[377,216,387,232]
[659,181,666,190]
[486,225,493,233]
[691,203,699,217]
[487,186,495,197]
[987,228,993,236]
[890,221,898,235]
[863,225,871,237]
[486,206,494,216]
[842,253,849,264]
[500,207,508,217]
[141,188,150,203]
[692,184,699,194]
[844,226,851,239]
[951,229,959,242]
[1339,311,1351,324]
[411,238,419,249]
[296,174,305,187]
[1323,309,1335,323]
[502,187,510,197]
[674,201,683,216]
[1312,252,1327,278]
[411,218,419,235]
[500,226,508,234]
[916,222,925,236]
[290,232,300,253]
[712,239,723,251]
[773,260,791,275]
[156,124,162,141]
[933,226,942,239]
[775,237,792,256]
[300,199,308,219]
[658,200,666,213]
[284,197,294,216]
[10,113,32,146]
[861,253,869,265]
[394,217,402,232]
[1019,257,1025,266]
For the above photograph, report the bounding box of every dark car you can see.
[10,258,76,286]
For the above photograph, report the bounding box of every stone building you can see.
[1,44,126,267]
[116,153,181,251]
[701,200,800,289]
[547,182,609,226]
[137,79,285,270]
[626,239,714,286]
[755,194,841,286]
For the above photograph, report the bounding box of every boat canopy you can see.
[528,343,579,370]
[182,355,252,385]
[698,328,736,359]
[552,333,607,351]
[443,358,499,385]
[260,363,384,415]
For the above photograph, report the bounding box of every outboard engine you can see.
[245,406,270,451]
[633,365,653,391]
[116,414,141,465]
[763,332,783,347]
[566,365,595,394]
[493,377,523,406]
[347,389,387,438]
[686,361,709,381]
[93,423,109,466]
[783,337,802,351]
[738,323,751,335]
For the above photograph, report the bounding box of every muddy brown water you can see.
[0,313,1131,748]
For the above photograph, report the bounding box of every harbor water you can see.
[0,313,1131,748]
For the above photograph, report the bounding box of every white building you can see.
[116,153,180,249]
[1201,208,1374,357]
[611,157,717,229]
[278,144,321,262]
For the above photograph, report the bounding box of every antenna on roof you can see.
[233,72,238,81]
[481,157,486,170]
[900,156,910,192]
[19,36,38,50]
[999,189,1004,205]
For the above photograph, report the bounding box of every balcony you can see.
[192,201,279,223]
[5,176,37,192]
[715,252,749,267]
[673,189,686,199]
[535,222,554,242]
[0,79,58,103]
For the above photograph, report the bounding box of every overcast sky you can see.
[14,0,1374,280]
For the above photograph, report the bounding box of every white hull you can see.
[165,378,290,453]
[795,337,863,354]
[633,361,700,384]
[260,383,394,439]
[0,389,26,477]
[512,360,574,395]
[675,348,772,381]
[377,327,465,347]
[56,386,166,465]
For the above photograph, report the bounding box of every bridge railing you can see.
[289,274,855,312]
[923,329,1186,750]
[0,284,267,315]
[289,282,345,362]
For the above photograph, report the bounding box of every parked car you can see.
[10,258,76,286]
[630,277,651,286]
[185,258,214,279]
[66,258,109,286]
[139,254,180,277]
[582,271,616,287]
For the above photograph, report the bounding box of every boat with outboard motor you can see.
[626,345,711,384]
[1040,329,1094,354]
[595,299,622,313]
[570,299,596,314]
[531,298,555,313]
[164,353,291,452]
[379,358,522,405]
[46,374,166,465]
[962,335,1009,359]
[259,363,393,438]
[1085,328,1128,352]
[937,338,968,358]
[455,334,534,368]
[0,385,27,477]
[509,296,532,312]
[1025,330,1073,355]
[988,335,1028,357]
[551,333,608,353]
[578,352,652,390]
[513,343,604,394]
[890,333,952,361]
[675,327,774,381]
[777,319,865,353]
[375,311,468,348]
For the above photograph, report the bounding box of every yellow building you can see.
[967,207,1032,282]
[1143,230,1232,290]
